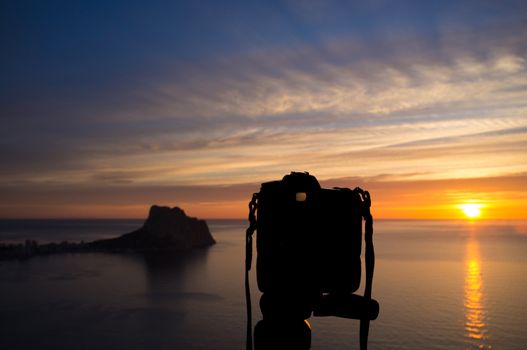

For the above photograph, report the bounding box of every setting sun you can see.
[459,204,482,219]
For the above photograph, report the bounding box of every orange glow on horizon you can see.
[1,195,524,220]
[0,174,526,220]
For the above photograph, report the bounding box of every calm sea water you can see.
[1,219,526,349]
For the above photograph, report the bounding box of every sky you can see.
[1,0,526,219]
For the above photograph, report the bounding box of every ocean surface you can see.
[1,219,526,350]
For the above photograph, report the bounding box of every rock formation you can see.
[0,205,215,260]
[91,205,216,251]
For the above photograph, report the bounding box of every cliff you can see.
[0,205,215,260]
[91,205,216,251]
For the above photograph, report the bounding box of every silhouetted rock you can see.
[0,205,215,260]
[91,205,215,251]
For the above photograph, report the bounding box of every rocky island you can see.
[0,205,215,260]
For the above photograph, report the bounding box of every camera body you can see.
[255,172,365,319]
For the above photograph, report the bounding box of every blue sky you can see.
[1,0,526,218]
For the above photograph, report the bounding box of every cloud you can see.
[1,14,526,203]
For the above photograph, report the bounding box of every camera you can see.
[245,172,378,349]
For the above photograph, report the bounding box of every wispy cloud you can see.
[2,31,527,184]
[1,3,526,217]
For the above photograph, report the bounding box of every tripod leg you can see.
[360,319,370,350]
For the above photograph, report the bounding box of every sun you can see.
[459,203,482,219]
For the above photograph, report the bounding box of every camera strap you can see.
[355,188,374,350]
[245,193,258,350]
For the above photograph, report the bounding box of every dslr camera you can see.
[245,172,378,349]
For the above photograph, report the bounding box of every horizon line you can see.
[1,217,526,222]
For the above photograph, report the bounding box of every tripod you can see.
[253,292,379,349]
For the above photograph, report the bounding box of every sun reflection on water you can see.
[464,233,491,349]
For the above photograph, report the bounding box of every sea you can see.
[0,219,526,350]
